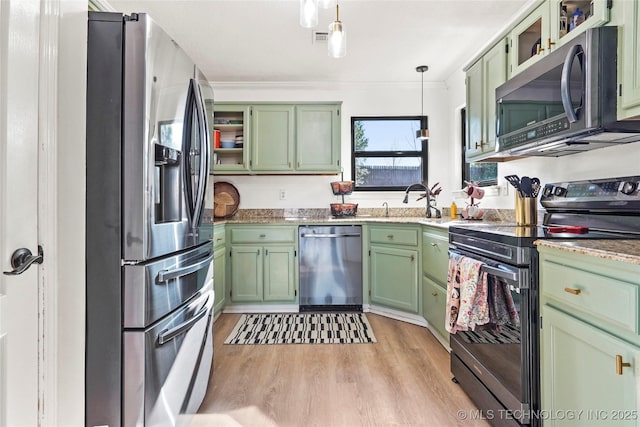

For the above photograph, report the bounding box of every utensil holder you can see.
[515,193,537,225]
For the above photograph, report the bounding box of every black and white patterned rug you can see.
[224,312,377,345]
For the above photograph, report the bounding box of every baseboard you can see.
[424,323,451,352]
[365,305,427,327]
[223,304,299,314]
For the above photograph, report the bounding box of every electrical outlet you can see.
[279,189,286,200]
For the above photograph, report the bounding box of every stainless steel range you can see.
[448,175,640,427]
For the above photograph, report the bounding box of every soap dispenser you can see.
[450,201,458,219]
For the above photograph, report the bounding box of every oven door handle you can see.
[480,264,519,282]
[158,296,210,345]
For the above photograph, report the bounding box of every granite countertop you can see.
[535,240,640,266]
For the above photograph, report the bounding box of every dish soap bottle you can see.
[450,201,458,219]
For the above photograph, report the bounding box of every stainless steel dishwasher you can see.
[298,225,362,312]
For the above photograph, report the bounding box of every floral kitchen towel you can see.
[445,253,462,333]
[488,276,520,327]
[446,254,489,333]
[455,257,489,331]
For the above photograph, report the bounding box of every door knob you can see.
[3,246,44,275]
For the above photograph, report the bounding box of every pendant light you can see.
[300,0,318,28]
[318,0,335,9]
[416,65,429,140]
[328,1,346,58]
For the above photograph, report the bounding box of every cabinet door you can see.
[250,105,295,171]
[295,104,341,172]
[263,245,296,301]
[230,245,263,302]
[213,246,226,315]
[370,245,419,313]
[422,229,449,285]
[510,2,550,77]
[465,59,484,161]
[549,0,611,50]
[542,305,640,426]
[422,276,449,343]
[482,39,507,154]
[619,0,640,120]
[211,104,250,173]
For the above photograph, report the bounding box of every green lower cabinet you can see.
[541,305,640,426]
[263,246,296,301]
[213,246,226,315]
[230,244,296,303]
[370,244,419,313]
[230,245,263,302]
[422,275,449,343]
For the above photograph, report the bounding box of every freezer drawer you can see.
[123,242,213,328]
[123,285,214,427]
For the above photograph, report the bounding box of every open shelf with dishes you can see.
[210,105,249,173]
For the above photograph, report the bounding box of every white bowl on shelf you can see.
[220,141,235,148]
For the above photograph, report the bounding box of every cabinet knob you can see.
[616,355,632,375]
[547,38,556,50]
[410,255,415,262]
[265,249,269,256]
[563,287,581,295]
[431,291,438,297]
[474,140,485,149]
[216,237,223,241]
[431,242,438,247]
[387,235,394,239]
[259,234,266,238]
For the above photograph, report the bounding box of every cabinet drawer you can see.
[213,225,226,248]
[423,276,449,342]
[370,227,419,246]
[230,227,296,244]
[542,259,639,334]
[422,230,449,285]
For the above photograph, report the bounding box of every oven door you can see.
[448,248,534,425]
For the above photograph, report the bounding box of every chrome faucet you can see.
[382,202,389,217]
[402,182,441,218]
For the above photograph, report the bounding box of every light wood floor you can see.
[192,313,489,427]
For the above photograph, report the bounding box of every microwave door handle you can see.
[561,44,583,123]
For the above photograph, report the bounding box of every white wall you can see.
[209,81,457,211]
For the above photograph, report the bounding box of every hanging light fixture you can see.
[416,65,429,140]
[318,0,335,9]
[300,0,318,28]
[328,1,346,58]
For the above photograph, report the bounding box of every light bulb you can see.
[300,0,318,28]
[328,21,346,58]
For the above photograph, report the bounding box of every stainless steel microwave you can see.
[495,26,640,157]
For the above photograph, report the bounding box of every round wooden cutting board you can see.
[213,181,240,218]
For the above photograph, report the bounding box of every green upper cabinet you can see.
[509,0,610,78]
[211,102,342,175]
[295,104,341,172]
[210,104,251,173]
[251,104,295,171]
[465,38,508,162]
[619,0,640,120]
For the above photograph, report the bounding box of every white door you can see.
[0,0,41,425]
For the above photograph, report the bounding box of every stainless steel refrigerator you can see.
[86,12,214,426]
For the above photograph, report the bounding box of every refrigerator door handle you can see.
[157,295,210,345]
[182,78,209,229]
[156,252,213,283]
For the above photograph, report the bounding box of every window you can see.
[461,108,497,187]
[351,116,427,191]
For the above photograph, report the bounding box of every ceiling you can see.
[106,0,534,84]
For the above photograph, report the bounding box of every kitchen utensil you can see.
[504,175,522,195]
[214,181,240,218]
[520,176,532,197]
[531,178,541,197]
